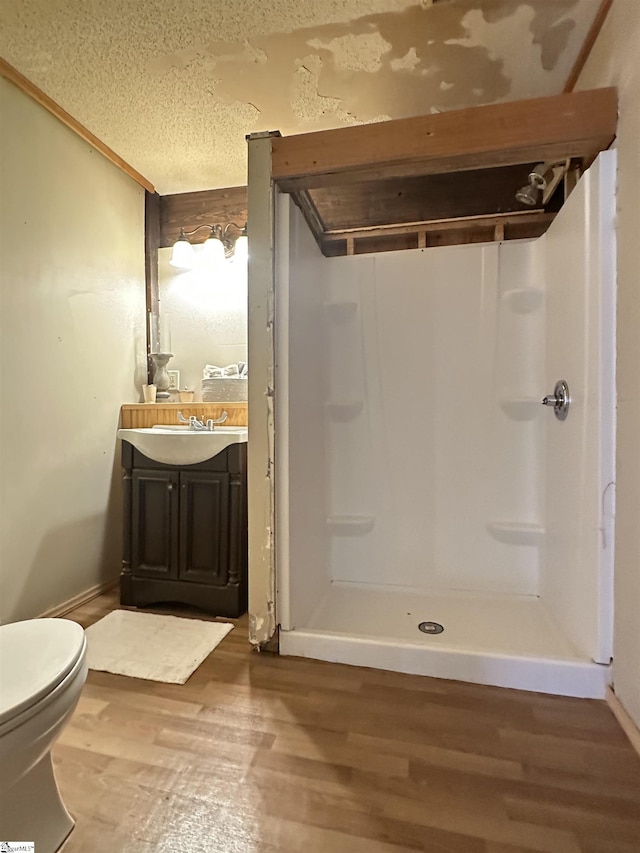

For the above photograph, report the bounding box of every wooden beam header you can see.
[313,208,554,257]
[321,210,552,242]
[272,87,617,191]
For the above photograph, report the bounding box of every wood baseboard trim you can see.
[606,685,640,758]
[39,579,119,619]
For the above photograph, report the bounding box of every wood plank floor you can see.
[54,589,640,853]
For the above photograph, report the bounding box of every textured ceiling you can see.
[0,0,601,194]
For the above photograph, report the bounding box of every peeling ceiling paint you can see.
[0,0,601,193]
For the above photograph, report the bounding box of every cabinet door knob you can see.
[167,483,173,491]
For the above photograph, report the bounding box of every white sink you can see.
[118,426,248,466]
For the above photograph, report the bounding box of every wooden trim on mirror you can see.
[145,191,161,381]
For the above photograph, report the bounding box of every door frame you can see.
[246,131,280,647]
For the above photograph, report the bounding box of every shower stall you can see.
[272,151,616,698]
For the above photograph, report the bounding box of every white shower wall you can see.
[328,245,546,595]
[277,195,330,630]
[540,152,616,664]
[284,201,545,604]
[289,209,543,594]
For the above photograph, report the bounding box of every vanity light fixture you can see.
[170,230,195,268]
[170,222,248,269]
[232,231,248,263]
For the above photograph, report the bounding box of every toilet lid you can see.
[0,618,86,725]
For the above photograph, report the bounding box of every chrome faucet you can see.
[209,412,228,427]
[177,410,228,431]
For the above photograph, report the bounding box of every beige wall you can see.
[578,1,640,727]
[0,78,147,623]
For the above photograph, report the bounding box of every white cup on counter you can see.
[142,384,157,403]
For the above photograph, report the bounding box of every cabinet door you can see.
[179,471,230,585]
[131,469,179,578]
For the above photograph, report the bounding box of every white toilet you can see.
[0,618,87,851]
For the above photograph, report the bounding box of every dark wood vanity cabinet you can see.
[120,442,247,617]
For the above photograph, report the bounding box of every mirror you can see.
[156,245,248,401]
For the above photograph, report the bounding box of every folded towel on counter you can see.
[202,376,248,402]
[203,362,248,379]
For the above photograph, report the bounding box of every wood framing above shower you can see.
[271,87,617,256]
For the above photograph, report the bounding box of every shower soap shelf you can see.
[327,516,375,535]
[487,521,544,546]
[501,288,544,314]
[323,301,358,322]
[499,398,540,421]
[325,400,364,422]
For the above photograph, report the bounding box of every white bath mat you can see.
[84,610,234,684]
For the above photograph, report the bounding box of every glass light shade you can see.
[233,234,248,262]
[170,237,195,268]
[201,235,226,266]
[515,183,540,207]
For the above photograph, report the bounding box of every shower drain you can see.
[418,621,444,635]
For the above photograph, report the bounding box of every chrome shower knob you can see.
[542,379,570,421]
